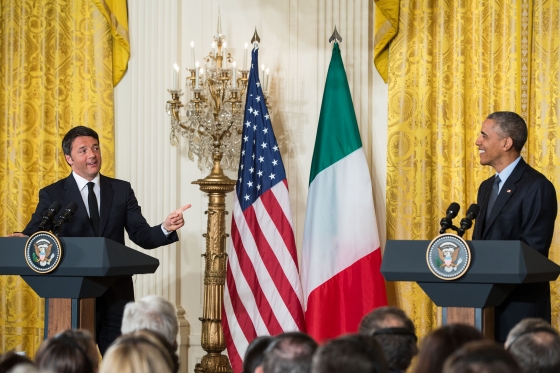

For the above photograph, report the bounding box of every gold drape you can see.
[0,0,118,355]
[385,0,560,339]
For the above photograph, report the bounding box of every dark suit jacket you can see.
[22,173,178,348]
[473,158,557,341]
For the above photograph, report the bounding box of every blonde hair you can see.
[99,330,174,373]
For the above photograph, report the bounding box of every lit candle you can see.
[232,62,237,88]
[243,42,248,70]
[173,63,179,89]
[195,61,200,89]
[265,68,269,91]
[190,41,195,69]
[212,42,216,56]
[223,42,227,57]
[261,64,265,85]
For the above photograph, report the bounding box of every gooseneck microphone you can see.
[51,202,78,236]
[457,204,480,237]
[439,202,460,234]
[38,201,62,230]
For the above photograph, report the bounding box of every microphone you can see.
[439,202,460,234]
[38,201,62,230]
[51,202,78,236]
[457,204,480,237]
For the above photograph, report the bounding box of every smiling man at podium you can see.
[10,126,191,355]
[473,111,557,343]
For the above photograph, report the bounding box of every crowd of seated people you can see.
[2,301,560,373]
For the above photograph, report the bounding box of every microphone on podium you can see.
[439,202,460,234]
[457,204,480,237]
[38,201,62,230]
[51,202,78,236]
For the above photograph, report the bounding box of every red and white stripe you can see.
[223,181,305,373]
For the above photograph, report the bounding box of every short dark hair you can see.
[311,334,389,373]
[242,336,273,373]
[0,351,35,373]
[359,307,417,371]
[486,111,528,153]
[261,332,317,373]
[443,340,521,373]
[35,329,98,373]
[506,318,560,373]
[412,324,483,373]
[62,126,100,155]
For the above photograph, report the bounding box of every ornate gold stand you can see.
[192,153,236,373]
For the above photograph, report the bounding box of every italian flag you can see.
[301,42,387,342]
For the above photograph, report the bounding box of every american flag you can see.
[222,45,306,373]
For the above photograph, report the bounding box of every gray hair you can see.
[121,295,179,346]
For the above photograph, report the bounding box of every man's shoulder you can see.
[100,175,132,188]
[517,162,555,189]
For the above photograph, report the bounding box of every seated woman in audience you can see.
[100,329,175,373]
[412,324,483,373]
[0,351,36,373]
[34,329,98,373]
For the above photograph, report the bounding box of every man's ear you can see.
[65,154,73,166]
[255,366,264,373]
[503,137,514,151]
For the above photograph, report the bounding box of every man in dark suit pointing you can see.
[10,126,191,354]
[472,111,557,342]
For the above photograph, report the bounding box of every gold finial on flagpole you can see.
[251,28,260,44]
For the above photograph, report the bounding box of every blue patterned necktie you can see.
[486,176,501,218]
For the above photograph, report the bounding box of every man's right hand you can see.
[7,233,27,237]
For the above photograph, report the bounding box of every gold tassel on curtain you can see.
[0,0,123,355]
[382,0,560,340]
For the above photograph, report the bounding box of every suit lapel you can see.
[482,159,526,238]
[64,174,95,236]
[98,174,114,237]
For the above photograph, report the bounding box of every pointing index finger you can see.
[174,204,192,214]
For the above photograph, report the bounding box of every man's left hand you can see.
[163,204,192,232]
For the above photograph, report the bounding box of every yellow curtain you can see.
[385,0,560,339]
[0,0,122,355]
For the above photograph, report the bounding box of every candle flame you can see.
[174,63,180,72]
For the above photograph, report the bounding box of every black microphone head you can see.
[65,202,78,214]
[466,204,480,219]
[446,202,460,218]
[49,201,62,213]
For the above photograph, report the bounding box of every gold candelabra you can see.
[165,15,268,373]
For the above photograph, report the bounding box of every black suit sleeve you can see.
[122,184,178,249]
[519,177,557,256]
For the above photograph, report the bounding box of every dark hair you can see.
[0,351,35,373]
[62,126,100,155]
[506,319,560,373]
[486,111,528,153]
[442,340,521,373]
[261,332,317,373]
[311,334,389,373]
[412,324,483,373]
[359,307,417,371]
[242,336,273,373]
[34,329,98,373]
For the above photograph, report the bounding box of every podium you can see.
[0,237,159,339]
[381,240,560,338]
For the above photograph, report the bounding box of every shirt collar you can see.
[496,156,522,186]
[72,172,100,191]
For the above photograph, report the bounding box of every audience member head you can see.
[0,352,35,373]
[412,323,484,373]
[442,340,521,373]
[121,295,179,348]
[100,329,175,373]
[34,329,98,373]
[505,318,560,373]
[242,336,273,373]
[359,306,417,372]
[256,332,317,373]
[311,334,388,373]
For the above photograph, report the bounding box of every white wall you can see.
[114,1,387,371]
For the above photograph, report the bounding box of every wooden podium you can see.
[381,240,560,339]
[0,237,159,339]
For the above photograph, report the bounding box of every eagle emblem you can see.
[437,243,463,272]
[33,239,55,267]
